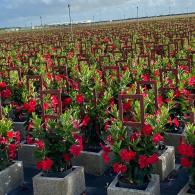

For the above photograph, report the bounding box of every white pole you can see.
[68,4,73,41]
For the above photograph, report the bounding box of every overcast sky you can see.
[0,0,194,28]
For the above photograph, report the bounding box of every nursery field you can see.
[0,15,195,195]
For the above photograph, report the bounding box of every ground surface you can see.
[9,164,188,195]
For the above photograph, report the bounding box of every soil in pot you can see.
[117,175,150,190]
[41,167,74,178]
[164,120,185,134]
[84,146,102,153]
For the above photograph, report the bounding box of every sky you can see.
[0,0,194,28]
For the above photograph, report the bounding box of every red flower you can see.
[7,131,14,139]
[130,132,141,142]
[113,163,127,174]
[26,135,34,144]
[8,144,17,160]
[1,89,11,99]
[81,115,90,126]
[188,76,195,87]
[73,134,83,146]
[147,153,159,165]
[51,95,58,106]
[63,97,72,106]
[123,100,131,111]
[37,158,53,171]
[24,99,36,113]
[15,131,21,143]
[141,74,150,81]
[157,96,164,107]
[102,152,110,164]
[68,51,74,59]
[35,140,45,150]
[0,82,6,88]
[173,118,179,128]
[139,155,149,169]
[63,153,71,161]
[69,144,83,157]
[76,94,84,104]
[43,102,49,111]
[142,124,153,136]
[180,158,192,168]
[100,143,111,153]
[153,134,164,145]
[178,143,194,158]
[119,149,136,162]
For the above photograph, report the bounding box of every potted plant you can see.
[0,116,23,195]
[105,105,160,195]
[71,64,116,175]
[32,108,85,195]
[178,123,195,195]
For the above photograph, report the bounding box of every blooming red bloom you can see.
[63,97,72,106]
[141,74,150,81]
[147,153,159,164]
[188,76,195,87]
[7,131,14,139]
[173,118,179,128]
[178,143,194,158]
[1,89,11,99]
[139,155,149,169]
[73,134,83,146]
[130,132,141,142]
[35,140,45,150]
[113,163,127,174]
[26,135,34,144]
[63,153,71,161]
[37,158,53,171]
[76,94,84,104]
[157,96,164,107]
[180,158,192,168]
[119,149,136,162]
[0,82,6,88]
[123,100,131,111]
[153,134,164,145]
[24,99,36,113]
[8,144,17,160]
[102,152,110,164]
[68,51,74,59]
[69,144,83,157]
[81,115,90,126]
[43,102,49,111]
[142,124,153,136]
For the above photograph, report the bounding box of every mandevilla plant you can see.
[102,105,161,185]
[31,108,83,173]
[0,117,20,170]
[178,123,195,188]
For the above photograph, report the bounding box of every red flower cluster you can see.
[119,149,136,162]
[76,94,84,104]
[101,143,111,164]
[1,89,11,99]
[69,134,83,158]
[178,143,194,158]
[139,153,159,169]
[113,163,127,174]
[81,115,90,126]
[37,158,53,171]
[142,124,153,136]
[35,140,45,150]
[153,134,164,145]
[188,76,195,87]
[23,99,36,113]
